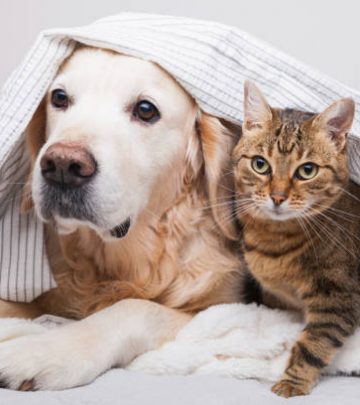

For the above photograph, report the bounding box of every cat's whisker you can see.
[208,211,238,233]
[311,202,360,220]
[199,198,242,212]
[199,201,233,212]
[235,203,257,214]
[310,206,360,245]
[338,186,360,204]
[202,195,237,205]
[241,207,258,232]
[208,202,256,233]
[218,183,236,193]
[201,197,254,211]
[307,209,358,259]
[299,214,322,243]
[296,217,319,264]
[306,216,341,250]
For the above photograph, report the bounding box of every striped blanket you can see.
[1,12,360,302]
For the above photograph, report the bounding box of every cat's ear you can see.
[243,80,272,131]
[314,98,355,150]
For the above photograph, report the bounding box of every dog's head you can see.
[23,47,237,241]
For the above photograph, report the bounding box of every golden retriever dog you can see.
[0,47,243,390]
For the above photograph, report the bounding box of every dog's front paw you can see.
[0,318,46,342]
[0,323,102,390]
[271,379,310,398]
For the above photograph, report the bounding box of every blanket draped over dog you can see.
[1,12,360,378]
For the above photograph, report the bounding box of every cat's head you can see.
[233,81,355,222]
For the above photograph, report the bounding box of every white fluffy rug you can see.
[126,303,360,381]
[1,302,359,387]
[26,303,360,382]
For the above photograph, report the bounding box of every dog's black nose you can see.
[40,142,97,187]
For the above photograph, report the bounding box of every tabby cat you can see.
[233,81,360,397]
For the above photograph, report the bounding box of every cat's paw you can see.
[271,379,310,398]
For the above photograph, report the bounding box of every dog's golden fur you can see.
[0,50,243,320]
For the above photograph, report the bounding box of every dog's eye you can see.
[133,100,160,123]
[51,89,69,109]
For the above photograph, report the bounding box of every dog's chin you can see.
[52,215,132,242]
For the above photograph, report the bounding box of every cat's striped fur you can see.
[233,81,360,397]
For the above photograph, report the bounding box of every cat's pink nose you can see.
[271,192,287,206]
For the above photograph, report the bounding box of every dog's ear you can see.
[21,99,47,212]
[197,113,240,241]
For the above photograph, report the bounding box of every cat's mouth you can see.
[261,205,299,221]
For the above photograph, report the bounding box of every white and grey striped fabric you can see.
[1,12,360,302]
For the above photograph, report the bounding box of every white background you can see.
[0,0,359,90]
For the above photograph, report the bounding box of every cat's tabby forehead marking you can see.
[263,109,314,159]
[272,109,315,156]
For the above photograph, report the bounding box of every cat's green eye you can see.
[295,163,319,180]
[251,156,271,175]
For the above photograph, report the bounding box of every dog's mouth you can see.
[40,185,96,222]
[39,186,132,239]
[110,218,131,238]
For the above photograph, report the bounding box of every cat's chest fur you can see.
[242,221,308,310]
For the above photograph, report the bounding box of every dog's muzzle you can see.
[39,142,132,238]
[39,142,98,223]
